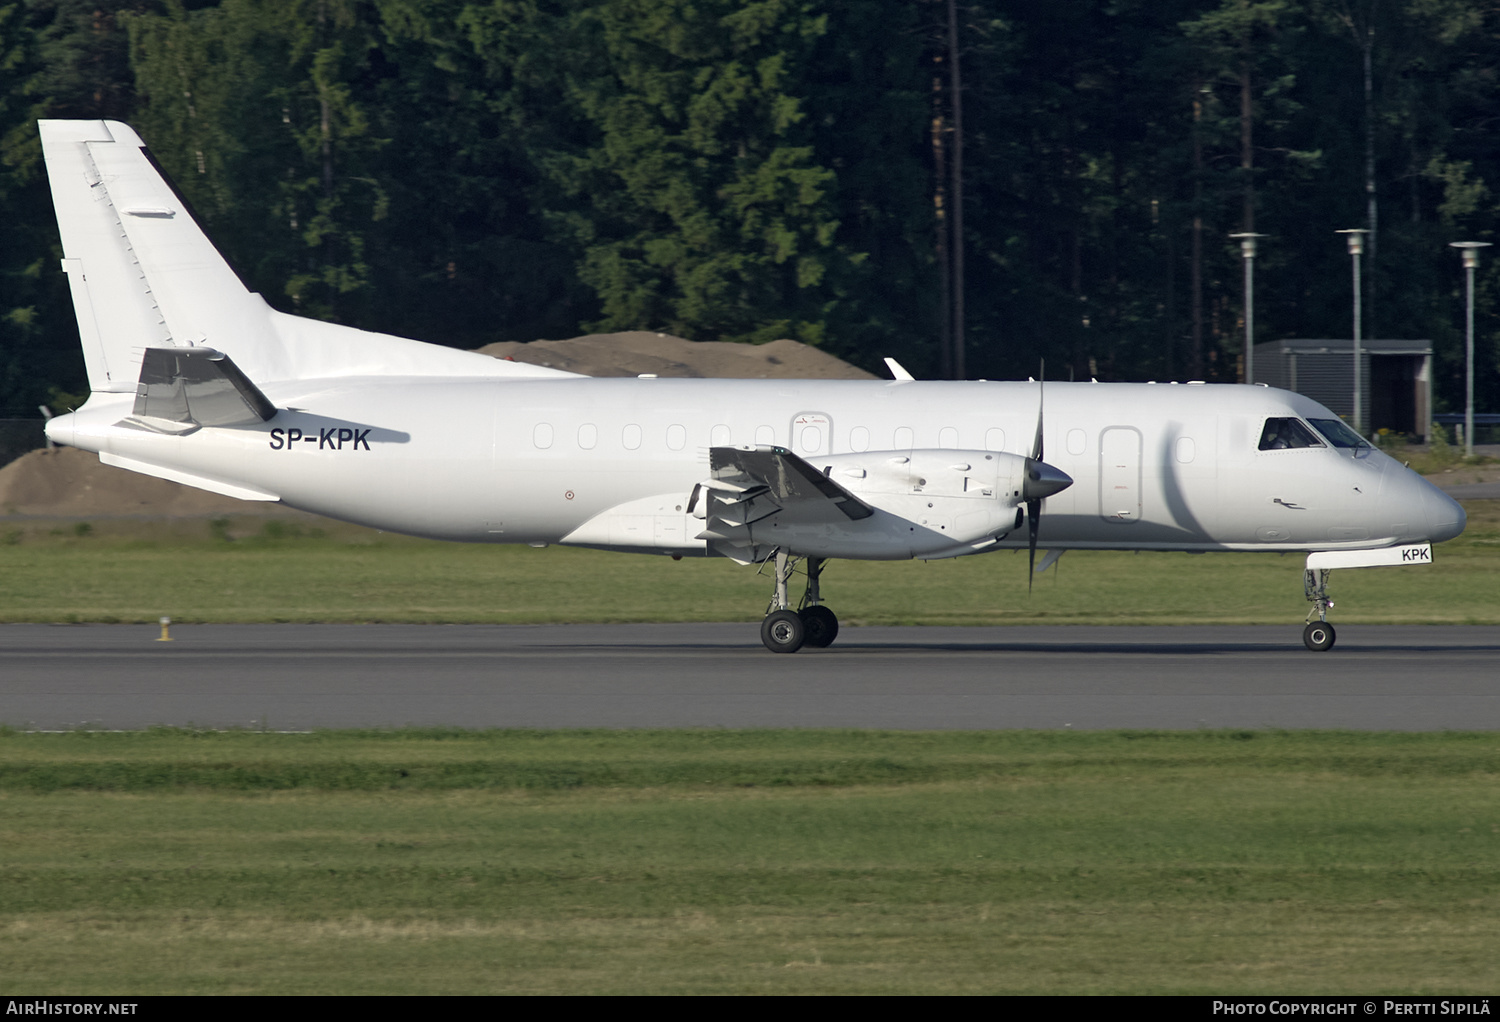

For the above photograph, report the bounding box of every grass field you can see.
[1,499,1497,625]
[1,728,1498,994]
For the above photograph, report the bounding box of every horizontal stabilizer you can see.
[124,347,275,432]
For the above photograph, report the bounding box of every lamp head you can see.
[1229,232,1266,258]
[1336,228,1368,256]
[1450,240,1493,270]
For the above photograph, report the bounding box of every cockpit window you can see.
[1258,417,1325,450]
[1307,417,1371,449]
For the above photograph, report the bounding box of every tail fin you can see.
[41,119,578,388]
[40,120,255,393]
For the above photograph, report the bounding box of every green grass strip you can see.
[4,727,1500,790]
[2,501,1499,624]
[2,729,1499,993]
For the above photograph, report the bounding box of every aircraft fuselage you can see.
[52,377,1464,560]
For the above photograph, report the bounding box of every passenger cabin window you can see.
[1258,417,1324,451]
[1308,418,1371,449]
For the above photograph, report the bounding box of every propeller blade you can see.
[1030,359,1045,462]
[1027,359,1045,594]
[1027,499,1040,593]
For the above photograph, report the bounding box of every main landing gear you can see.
[1303,567,1336,652]
[760,551,839,653]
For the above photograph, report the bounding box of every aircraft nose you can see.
[1023,460,1073,501]
[1422,480,1466,543]
[1380,462,1465,543]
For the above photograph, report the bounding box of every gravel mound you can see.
[476,332,876,379]
[0,446,257,517]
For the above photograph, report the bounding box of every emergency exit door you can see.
[1099,427,1142,524]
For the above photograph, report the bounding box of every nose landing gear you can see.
[1303,567,1336,651]
[761,551,838,653]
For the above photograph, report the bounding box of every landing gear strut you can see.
[1303,567,1337,652]
[760,551,838,653]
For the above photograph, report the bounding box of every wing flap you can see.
[693,445,875,562]
[709,446,874,522]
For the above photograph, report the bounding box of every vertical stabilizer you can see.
[41,119,582,389]
[42,120,263,393]
[42,121,185,391]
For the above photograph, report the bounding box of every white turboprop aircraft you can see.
[39,119,1466,652]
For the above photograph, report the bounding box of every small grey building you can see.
[1252,338,1432,439]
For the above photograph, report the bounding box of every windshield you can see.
[1308,417,1371,449]
[1259,417,1324,450]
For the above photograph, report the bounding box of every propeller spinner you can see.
[1023,363,1073,591]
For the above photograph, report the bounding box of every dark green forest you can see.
[2,0,1499,417]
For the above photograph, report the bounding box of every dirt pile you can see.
[476,332,877,380]
[4,333,875,518]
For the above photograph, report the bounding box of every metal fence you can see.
[1432,414,1500,448]
[0,419,48,468]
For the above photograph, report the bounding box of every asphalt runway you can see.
[2,622,1497,731]
[1441,481,1500,499]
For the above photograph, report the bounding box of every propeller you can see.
[1022,360,1074,592]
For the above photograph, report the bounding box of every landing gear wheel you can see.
[761,609,806,654]
[1303,621,1336,652]
[799,606,839,648]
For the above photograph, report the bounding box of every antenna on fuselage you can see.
[883,357,915,382]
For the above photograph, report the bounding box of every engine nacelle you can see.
[562,448,1036,562]
[736,448,1029,560]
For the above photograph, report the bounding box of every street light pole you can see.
[1230,233,1266,384]
[1337,230,1368,434]
[1451,241,1493,458]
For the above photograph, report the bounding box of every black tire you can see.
[799,605,839,648]
[761,609,806,653]
[1303,621,1336,652]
